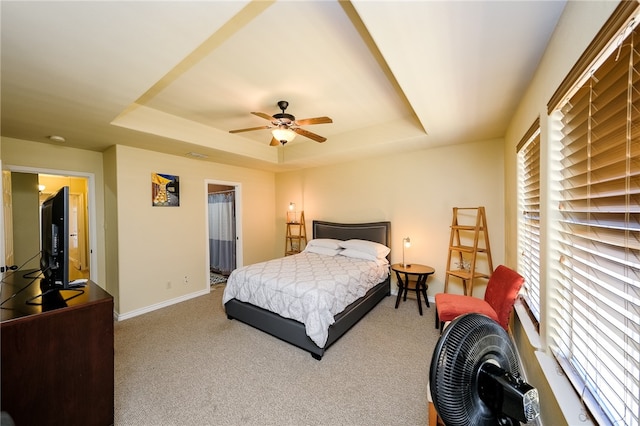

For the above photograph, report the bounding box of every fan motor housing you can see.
[477,361,540,423]
[273,112,295,124]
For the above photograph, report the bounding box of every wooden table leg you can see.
[394,270,404,309]
[416,278,423,315]
[419,274,430,307]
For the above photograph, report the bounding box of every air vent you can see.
[186,152,208,159]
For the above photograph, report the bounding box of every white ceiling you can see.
[1,1,566,172]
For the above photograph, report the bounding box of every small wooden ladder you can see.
[444,207,493,296]
[285,211,307,256]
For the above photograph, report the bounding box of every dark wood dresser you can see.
[1,271,114,426]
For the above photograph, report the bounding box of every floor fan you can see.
[429,313,540,425]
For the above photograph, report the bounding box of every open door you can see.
[207,185,236,276]
[68,193,87,271]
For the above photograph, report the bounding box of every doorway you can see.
[38,174,89,279]
[2,169,94,281]
[206,182,239,285]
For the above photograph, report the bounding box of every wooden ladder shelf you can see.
[444,207,493,296]
[285,211,307,256]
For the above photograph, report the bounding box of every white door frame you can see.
[204,179,242,289]
[2,165,98,283]
[0,160,5,273]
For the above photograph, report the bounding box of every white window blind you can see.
[518,122,541,324]
[552,23,640,426]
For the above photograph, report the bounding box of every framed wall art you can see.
[152,173,180,206]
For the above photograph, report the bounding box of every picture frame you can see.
[152,173,180,206]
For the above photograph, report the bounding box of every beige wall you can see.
[1,134,505,308]
[0,138,277,317]
[10,172,40,270]
[276,137,505,297]
[110,144,276,316]
[503,2,619,425]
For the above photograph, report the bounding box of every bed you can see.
[223,220,391,360]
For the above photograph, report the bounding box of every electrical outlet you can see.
[183,275,189,284]
[166,281,171,289]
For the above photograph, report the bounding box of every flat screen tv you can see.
[40,185,70,290]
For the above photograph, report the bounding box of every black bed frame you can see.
[224,220,391,360]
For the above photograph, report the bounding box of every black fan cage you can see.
[429,313,520,426]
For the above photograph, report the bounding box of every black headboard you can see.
[312,220,391,248]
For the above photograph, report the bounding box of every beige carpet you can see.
[114,286,440,425]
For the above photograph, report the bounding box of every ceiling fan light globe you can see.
[272,127,296,144]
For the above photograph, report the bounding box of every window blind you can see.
[552,24,640,426]
[518,121,541,324]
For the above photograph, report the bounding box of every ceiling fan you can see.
[229,100,332,146]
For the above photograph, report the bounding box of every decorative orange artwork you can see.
[151,173,179,206]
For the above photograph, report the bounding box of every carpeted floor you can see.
[114,285,440,425]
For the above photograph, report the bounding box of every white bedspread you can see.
[222,252,389,347]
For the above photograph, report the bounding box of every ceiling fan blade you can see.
[293,127,327,143]
[270,137,280,146]
[251,112,275,121]
[229,125,270,134]
[294,116,333,126]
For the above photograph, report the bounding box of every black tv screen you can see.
[40,186,69,290]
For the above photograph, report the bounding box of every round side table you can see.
[390,263,435,315]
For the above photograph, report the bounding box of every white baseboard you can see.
[115,287,434,321]
[115,288,210,321]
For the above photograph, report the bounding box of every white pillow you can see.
[339,248,389,265]
[338,239,390,259]
[304,245,342,256]
[307,238,343,250]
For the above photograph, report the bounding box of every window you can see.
[517,119,541,325]
[548,7,640,425]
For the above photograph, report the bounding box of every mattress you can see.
[222,251,389,347]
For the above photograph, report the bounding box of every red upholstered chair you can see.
[434,265,524,331]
